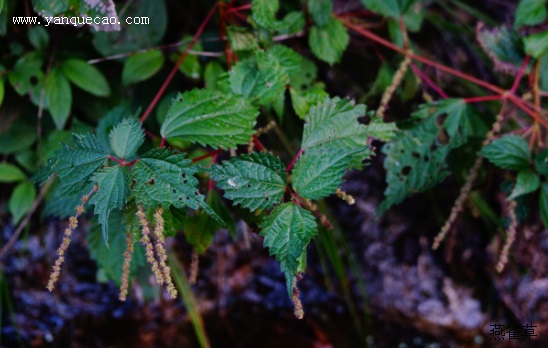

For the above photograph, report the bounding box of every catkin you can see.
[376,53,412,119]
[119,232,134,301]
[47,185,97,291]
[291,278,304,320]
[137,204,164,285]
[496,200,517,272]
[153,207,177,299]
[336,188,355,205]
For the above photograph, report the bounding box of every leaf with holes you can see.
[292,145,361,200]
[481,134,531,170]
[51,133,110,196]
[229,50,289,105]
[309,18,349,65]
[379,99,483,214]
[90,166,130,243]
[130,148,223,224]
[211,152,287,211]
[301,96,370,168]
[160,88,259,149]
[109,117,144,159]
[260,202,317,295]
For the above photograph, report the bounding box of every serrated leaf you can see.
[308,0,333,26]
[211,152,287,211]
[289,87,328,119]
[309,18,349,65]
[227,26,259,51]
[379,99,482,214]
[278,11,305,35]
[0,163,26,182]
[229,50,289,104]
[268,45,316,90]
[130,148,223,224]
[292,145,361,200]
[9,181,36,224]
[481,135,531,170]
[523,31,548,58]
[122,50,164,85]
[515,0,547,28]
[109,117,144,159]
[260,202,317,295]
[540,183,548,229]
[161,88,259,149]
[508,169,540,200]
[364,117,398,141]
[252,0,280,29]
[52,132,110,195]
[90,166,130,243]
[60,59,110,97]
[96,107,128,151]
[28,26,49,50]
[535,149,548,175]
[45,68,72,129]
[477,25,527,73]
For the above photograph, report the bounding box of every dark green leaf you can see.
[309,18,349,65]
[260,202,317,296]
[45,68,72,129]
[8,52,44,103]
[109,117,144,159]
[60,58,110,97]
[161,88,259,149]
[0,123,37,155]
[477,25,527,73]
[28,26,48,50]
[508,169,540,200]
[361,0,415,18]
[308,0,333,26]
[211,152,287,211]
[481,135,531,170]
[122,50,165,85]
[514,0,547,28]
[535,149,548,175]
[0,163,25,182]
[9,181,36,224]
[540,183,548,229]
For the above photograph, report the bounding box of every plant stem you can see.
[286,149,303,174]
[463,95,502,103]
[192,149,222,163]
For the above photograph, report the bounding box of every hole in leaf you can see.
[30,76,38,86]
[181,173,187,178]
[401,166,411,176]
[430,143,438,151]
[412,152,420,159]
[178,197,182,201]
[247,184,251,188]
[183,179,188,184]
[358,115,371,125]
[436,128,449,145]
[194,191,199,196]
[172,189,176,193]
[148,178,155,185]
[435,112,447,127]
[266,197,270,201]
[186,196,190,200]
[423,155,429,162]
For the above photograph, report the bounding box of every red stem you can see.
[226,4,251,13]
[463,95,503,103]
[192,149,222,163]
[109,155,123,165]
[409,62,449,98]
[139,3,219,123]
[510,55,530,93]
[286,149,303,174]
[159,137,166,148]
[208,153,219,192]
[252,135,265,151]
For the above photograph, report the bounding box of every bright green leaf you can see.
[260,202,317,296]
[60,58,110,97]
[268,45,317,89]
[308,0,333,26]
[28,26,49,50]
[122,50,164,85]
[130,148,223,224]
[481,135,531,170]
[0,163,25,182]
[278,11,305,35]
[90,166,130,243]
[211,152,287,211]
[523,31,548,58]
[9,181,36,224]
[161,88,259,149]
[109,117,144,159]
[508,169,540,200]
[364,117,397,142]
[514,0,547,28]
[309,18,349,65]
[292,145,361,200]
[229,50,289,104]
[45,68,72,129]
[227,26,259,51]
[540,183,548,229]
[289,87,328,119]
[0,79,4,108]
[252,0,279,29]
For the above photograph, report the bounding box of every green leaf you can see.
[93,0,166,55]
[540,183,548,229]
[308,0,333,26]
[8,52,44,103]
[277,11,305,35]
[379,99,482,214]
[268,45,317,90]
[289,87,328,119]
[540,54,548,91]
[229,50,289,104]
[514,0,547,28]
[60,59,110,97]
[161,88,259,149]
[361,0,415,18]
[28,26,49,50]
[508,169,540,200]
[96,107,128,151]
[291,145,361,200]
[130,148,223,224]
[52,132,110,195]
[260,202,317,296]
[122,50,164,85]
[0,163,25,182]
[227,26,259,51]
[0,79,4,108]
[90,166,130,243]
[45,68,72,129]
[0,0,4,14]
[252,0,280,29]
[204,61,225,90]
[523,31,548,58]
[211,152,287,211]
[364,117,398,142]
[301,96,369,168]
[0,123,37,155]
[481,135,531,170]
[309,18,349,65]
[535,149,548,175]
[9,181,36,224]
[31,0,68,16]
[109,117,144,159]
[477,25,527,73]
